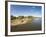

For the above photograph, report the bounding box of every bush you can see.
[11,15,17,20]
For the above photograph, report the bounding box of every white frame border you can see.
[7,2,44,35]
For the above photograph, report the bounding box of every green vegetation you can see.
[11,16,33,20]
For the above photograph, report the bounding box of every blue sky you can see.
[10,5,42,17]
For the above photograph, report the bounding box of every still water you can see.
[11,17,42,32]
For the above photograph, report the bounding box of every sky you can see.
[10,5,42,17]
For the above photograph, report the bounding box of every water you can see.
[11,17,42,32]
